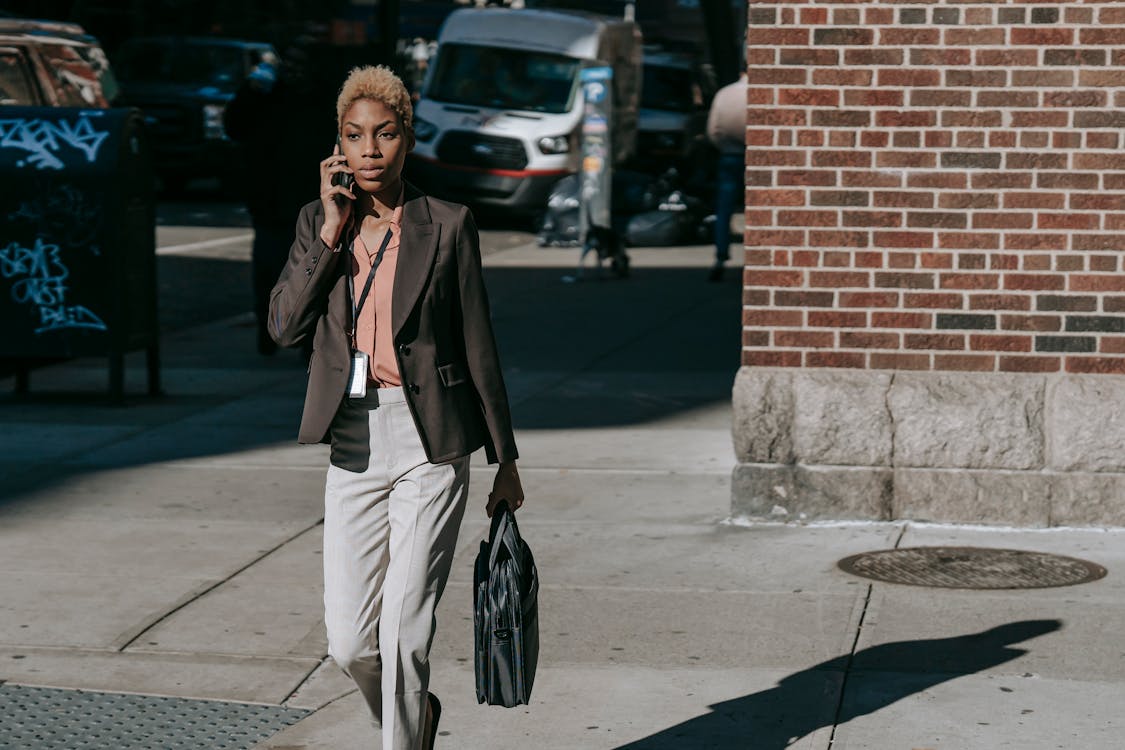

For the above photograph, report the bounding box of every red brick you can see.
[749,270,805,287]
[1100,337,1125,355]
[745,150,808,167]
[747,232,805,249]
[877,150,937,168]
[906,333,965,351]
[1013,29,1075,46]
[1087,132,1120,149]
[744,351,803,368]
[843,171,903,188]
[946,70,1008,88]
[873,312,932,329]
[1004,275,1066,291]
[748,28,810,46]
[779,48,840,66]
[779,210,838,227]
[746,107,809,126]
[743,330,770,347]
[946,28,1007,46]
[845,49,904,66]
[809,271,870,288]
[1078,29,1120,45]
[776,331,835,348]
[747,87,775,105]
[999,356,1061,373]
[880,28,941,46]
[920,252,954,269]
[840,292,900,308]
[1007,152,1069,170]
[744,210,774,228]
[1003,234,1069,251]
[989,132,1017,149]
[1055,256,1085,272]
[955,131,987,149]
[844,211,903,228]
[941,273,1000,290]
[910,172,967,190]
[812,150,873,168]
[778,170,837,186]
[809,231,871,248]
[813,69,873,86]
[969,294,1032,311]
[743,289,770,306]
[977,91,1039,108]
[823,252,851,267]
[893,131,921,149]
[911,49,971,66]
[935,354,996,372]
[876,272,936,289]
[1091,255,1119,273]
[1044,90,1108,108]
[875,231,936,248]
[779,88,840,106]
[1067,357,1125,374]
[775,291,835,307]
[888,253,917,270]
[846,90,905,107]
[870,353,931,370]
[855,253,885,268]
[909,213,968,229]
[938,233,1001,250]
[744,310,805,327]
[905,293,965,309]
[972,213,1035,230]
[878,69,940,87]
[797,130,825,147]
[973,173,1033,190]
[970,334,1032,352]
[800,7,829,24]
[828,131,857,148]
[1073,234,1125,251]
[924,131,955,149]
[747,189,806,207]
[1071,194,1125,211]
[958,254,987,270]
[841,332,900,349]
[1009,112,1070,129]
[1024,254,1052,272]
[976,49,1038,67]
[861,131,889,148]
[747,69,808,86]
[808,311,867,328]
[1070,275,1125,292]
[1039,213,1100,230]
[943,110,1003,128]
[807,351,866,368]
[1003,314,1062,330]
[791,251,820,267]
[1003,192,1066,210]
[874,192,934,209]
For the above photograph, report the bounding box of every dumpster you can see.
[0,106,160,400]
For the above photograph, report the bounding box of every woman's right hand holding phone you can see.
[319,143,355,248]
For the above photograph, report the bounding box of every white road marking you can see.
[156,234,254,256]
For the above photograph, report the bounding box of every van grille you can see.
[436,131,528,171]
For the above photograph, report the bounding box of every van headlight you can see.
[538,135,569,154]
[203,103,227,140]
[414,117,437,142]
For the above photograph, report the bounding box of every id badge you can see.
[348,351,369,398]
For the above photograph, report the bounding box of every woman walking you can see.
[269,65,524,749]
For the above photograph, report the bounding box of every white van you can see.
[408,7,641,212]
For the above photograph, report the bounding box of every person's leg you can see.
[710,152,744,279]
[377,389,470,750]
[323,395,392,727]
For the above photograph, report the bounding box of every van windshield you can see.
[426,43,579,114]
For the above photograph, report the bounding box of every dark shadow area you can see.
[613,619,1063,750]
[155,185,252,228]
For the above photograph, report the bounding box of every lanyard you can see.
[345,228,394,346]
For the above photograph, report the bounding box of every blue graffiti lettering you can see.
[0,116,109,170]
[0,238,104,335]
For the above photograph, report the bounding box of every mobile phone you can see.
[333,135,354,191]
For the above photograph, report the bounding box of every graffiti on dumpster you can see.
[11,184,101,253]
[0,238,107,334]
[0,116,109,170]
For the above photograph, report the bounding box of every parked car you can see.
[112,35,277,192]
[0,18,117,107]
[633,48,715,174]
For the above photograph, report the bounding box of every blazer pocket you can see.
[438,361,468,387]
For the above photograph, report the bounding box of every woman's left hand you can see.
[487,461,524,517]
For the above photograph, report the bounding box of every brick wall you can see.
[741,1,1125,375]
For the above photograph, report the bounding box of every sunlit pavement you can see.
[1,214,1122,749]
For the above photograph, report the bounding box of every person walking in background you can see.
[224,37,334,355]
[705,71,747,282]
[268,65,525,749]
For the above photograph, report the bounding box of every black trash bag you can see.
[625,187,709,246]
[536,169,658,247]
[474,503,539,707]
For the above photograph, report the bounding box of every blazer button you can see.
[409,382,420,394]
[305,268,313,276]
[399,344,411,356]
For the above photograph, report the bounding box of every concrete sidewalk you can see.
[2,238,1123,749]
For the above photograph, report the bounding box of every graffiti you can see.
[0,238,106,335]
[0,116,109,170]
[11,184,101,251]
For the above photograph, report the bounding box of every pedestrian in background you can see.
[268,65,525,749]
[705,71,747,282]
[224,37,333,355]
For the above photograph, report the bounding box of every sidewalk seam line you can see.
[115,519,323,652]
[826,582,874,749]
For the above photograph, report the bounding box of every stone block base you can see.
[731,367,1125,527]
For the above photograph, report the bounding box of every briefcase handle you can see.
[487,501,523,570]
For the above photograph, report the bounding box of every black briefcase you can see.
[474,502,539,707]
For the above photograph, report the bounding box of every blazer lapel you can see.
[392,184,437,336]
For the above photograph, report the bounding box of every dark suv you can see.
[0,18,117,107]
[112,35,276,191]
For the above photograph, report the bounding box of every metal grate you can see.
[838,546,1108,590]
[0,684,309,750]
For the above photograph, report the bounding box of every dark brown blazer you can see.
[268,183,518,465]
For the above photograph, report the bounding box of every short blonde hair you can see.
[336,65,413,132]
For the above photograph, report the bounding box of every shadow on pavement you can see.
[613,619,1063,750]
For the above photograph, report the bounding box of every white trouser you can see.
[324,386,470,750]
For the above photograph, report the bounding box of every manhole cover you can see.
[838,546,1107,589]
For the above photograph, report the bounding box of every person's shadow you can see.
[613,619,1063,749]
